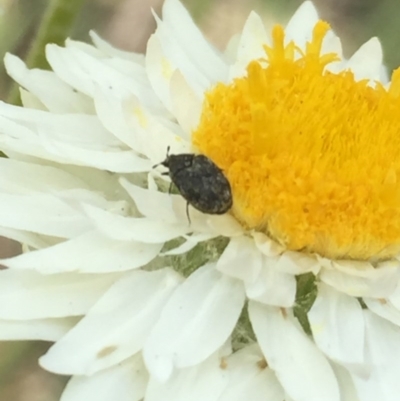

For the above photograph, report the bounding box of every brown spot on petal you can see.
[219,357,228,369]
[257,358,268,370]
[97,345,118,359]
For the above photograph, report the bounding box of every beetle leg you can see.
[186,202,191,225]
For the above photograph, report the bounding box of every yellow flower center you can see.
[192,21,400,261]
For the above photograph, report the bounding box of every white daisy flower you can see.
[0,0,399,400]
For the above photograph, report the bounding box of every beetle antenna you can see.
[152,146,171,169]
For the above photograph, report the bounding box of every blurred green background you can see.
[0,0,399,399]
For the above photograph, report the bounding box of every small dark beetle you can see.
[154,147,233,220]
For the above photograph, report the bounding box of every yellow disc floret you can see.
[192,21,400,261]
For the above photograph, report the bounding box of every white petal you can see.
[161,233,215,256]
[216,236,263,282]
[219,344,285,401]
[95,90,186,161]
[129,189,235,237]
[5,53,94,114]
[145,351,228,401]
[0,101,118,145]
[19,87,46,110]
[0,317,78,341]
[336,259,398,277]
[0,157,88,194]
[0,192,91,238]
[119,179,180,223]
[380,64,389,85]
[284,1,319,49]
[365,309,400,364]
[321,29,343,58]
[224,33,241,62]
[245,257,296,307]
[161,0,227,83]
[252,232,284,257]
[60,355,148,401]
[0,269,120,319]
[148,22,210,104]
[93,90,144,153]
[144,264,245,381]
[0,123,74,163]
[145,35,175,111]
[275,250,320,275]
[346,37,383,81]
[90,31,145,63]
[205,214,244,237]
[170,70,202,135]
[42,140,151,173]
[83,204,188,243]
[148,3,225,106]
[134,115,189,164]
[249,302,340,401]
[53,188,124,214]
[46,44,162,110]
[320,259,399,298]
[350,374,381,401]
[40,269,181,375]
[0,226,47,250]
[229,11,270,79]
[308,283,365,369]
[364,297,400,327]
[65,38,104,56]
[330,363,360,401]
[0,105,152,172]
[1,231,162,274]
[350,311,400,400]
[320,28,344,74]
[388,279,400,309]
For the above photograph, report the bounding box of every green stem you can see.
[26,0,86,70]
[7,0,86,104]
